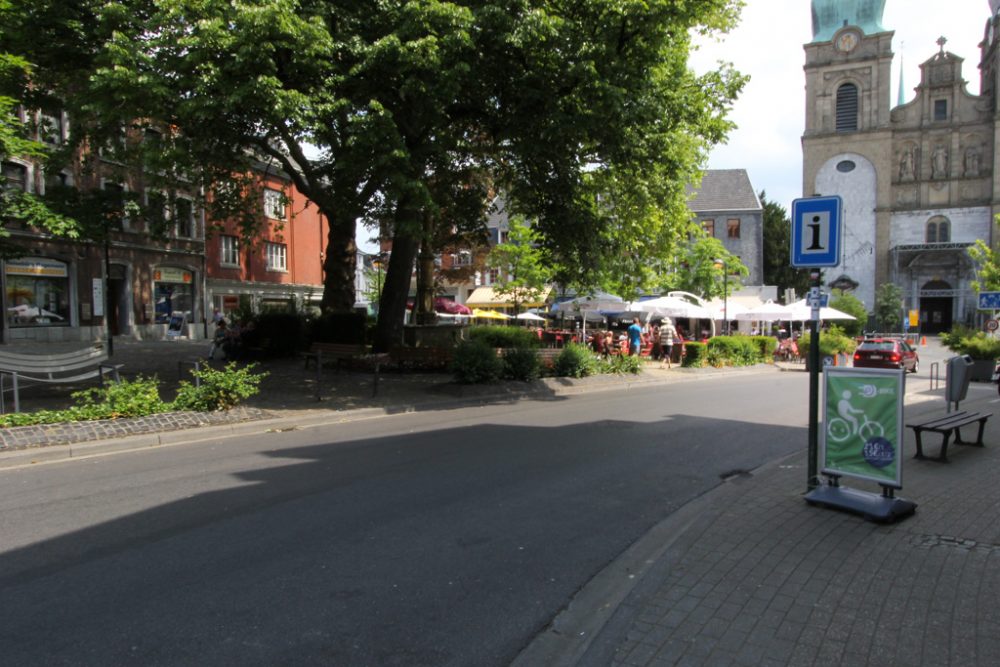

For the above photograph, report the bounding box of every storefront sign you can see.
[6,257,68,278]
[821,368,905,488]
[154,267,192,283]
[92,279,104,317]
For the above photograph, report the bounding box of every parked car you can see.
[852,338,919,373]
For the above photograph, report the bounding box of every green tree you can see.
[760,191,809,299]
[874,282,903,332]
[5,0,746,352]
[829,291,867,337]
[968,217,1000,292]
[660,236,748,300]
[486,215,552,316]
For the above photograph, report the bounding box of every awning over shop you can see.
[465,286,552,309]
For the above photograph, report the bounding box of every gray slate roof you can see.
[687,169,761,213]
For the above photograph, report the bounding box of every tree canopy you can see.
[3,0,747,349]
[760,191,809,300]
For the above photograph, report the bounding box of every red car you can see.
[853,338,919,373]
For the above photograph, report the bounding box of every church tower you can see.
[802,0,894,311]
[802,1,997,332]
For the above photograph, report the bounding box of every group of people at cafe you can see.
[588,317,685,367]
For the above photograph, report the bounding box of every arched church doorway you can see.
[919,280,952,334]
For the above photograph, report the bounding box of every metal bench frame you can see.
[0,345,122,413]
[906,410,991,463]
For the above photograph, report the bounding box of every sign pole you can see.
[807,270,821,491]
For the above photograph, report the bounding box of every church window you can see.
[926,216,950,243]
[934,99,948,121]
[836,160,856,173]
[836,83,859,132]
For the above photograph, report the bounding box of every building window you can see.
[174,198,195,238]
[39,108,64,145]
[702,219,715,237]
[836,83,859,132]
[488,268,499,284]
[727,219,741,239]
[5,257,70,327]
[265,242,287,271]
[452,251,472,267]
[934,99,948,121]
[926,216,951,243]
[220,235,239,266]
[1,161,28,191]
[145,190,168,235]
[102,182,129,231]
[263,188,286,220]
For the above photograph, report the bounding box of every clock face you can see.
[836,32,859,52]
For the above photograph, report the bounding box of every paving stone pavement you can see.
[568,385,1000,667]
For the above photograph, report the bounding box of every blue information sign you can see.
[978,292,1000,310]
[791,196,843,267]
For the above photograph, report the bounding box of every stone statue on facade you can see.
[811,0,887,41]
[932,145,949,179]
[964,145,981,177]
[899,145,916,181]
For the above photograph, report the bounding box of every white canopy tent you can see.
[630,296,712,320]
[733,300,795,322]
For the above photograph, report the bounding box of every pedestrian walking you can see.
[627,318,643,356]
[659,317,678,368]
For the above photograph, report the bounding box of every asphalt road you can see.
[1,370,821,666]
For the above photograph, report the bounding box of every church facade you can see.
[803,0,1000,332]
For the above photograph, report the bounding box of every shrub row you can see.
[681,335,779,368]
[452,341,641,384]
[0,363,267,428]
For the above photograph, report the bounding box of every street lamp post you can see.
[715,257,728,336]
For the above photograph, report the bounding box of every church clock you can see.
[835,30,860,53]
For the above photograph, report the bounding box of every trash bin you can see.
[946,354,974,406]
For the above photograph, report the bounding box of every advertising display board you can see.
[821,368,905,488]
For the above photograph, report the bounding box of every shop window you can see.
[5,257,70,326]
[702,219,715,237]
[265,242,287,271]
[263,188,286,220]
[153,267,194,324]
[2,161,28,192]
[727,219,741,239]
[220,235,239,266]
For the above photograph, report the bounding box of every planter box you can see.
[969,358,995,382]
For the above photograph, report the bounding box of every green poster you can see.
[822,368,905,488]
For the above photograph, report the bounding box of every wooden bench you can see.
[0,345,123,413]
[906,410,991,463]
[388,346,454,371]
[303,342,382,398]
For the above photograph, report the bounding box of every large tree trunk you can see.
[373,208,421,352]
[413,211,438,326]
[320,216,358,312]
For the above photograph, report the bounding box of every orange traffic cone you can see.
[920,336,927,346]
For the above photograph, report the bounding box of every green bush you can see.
[751,335,778,362]
[706,336,758,367]
[469,325,540,349]
[172,362,268,411]
[251,312,308,357]
[554,343,599,378]
[503,347,541,382]
[0,376,168,428]
[597,353,642,375]
[829,293,867,337]
[451,340,505,384]
[941,330,1000,359]
[71,375,168,418]
[682,341,707,367]
[798,330,857,358]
